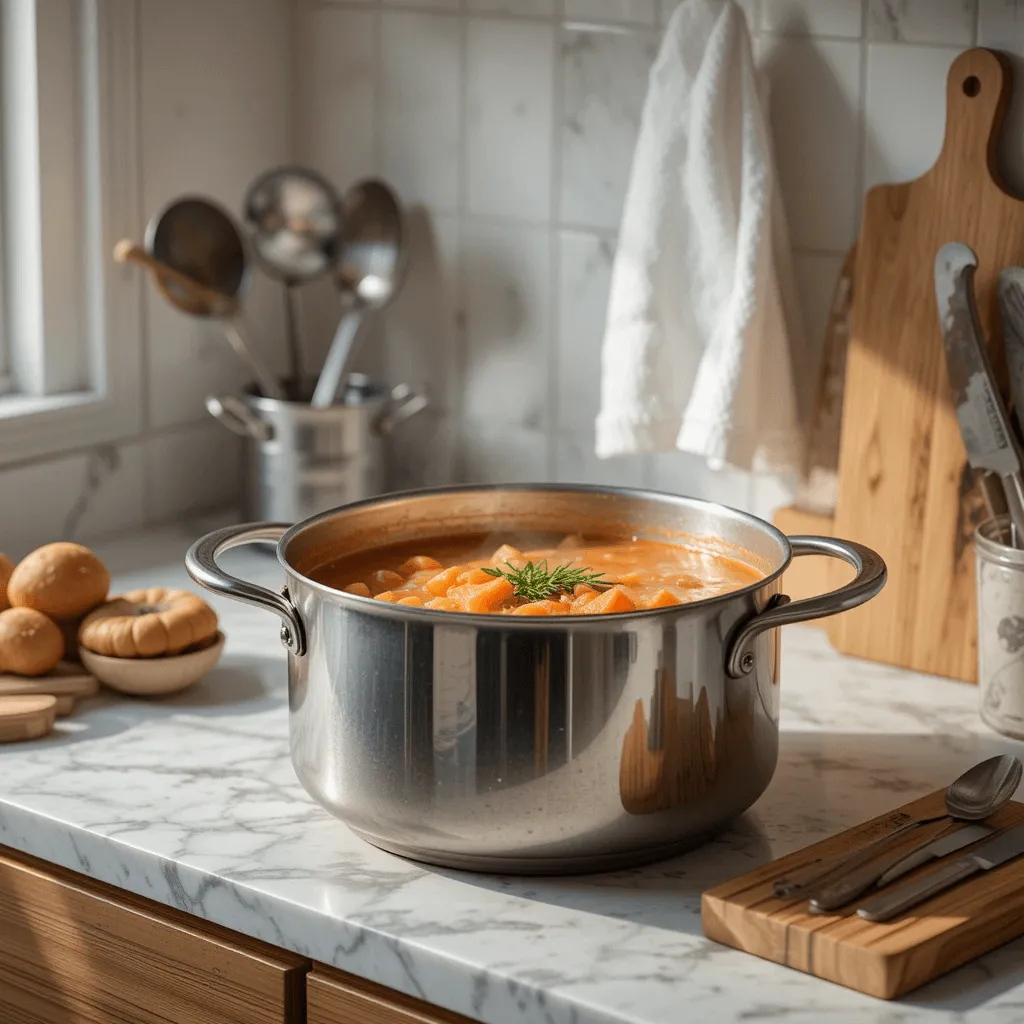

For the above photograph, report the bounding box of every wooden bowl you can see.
[78,632,225,697]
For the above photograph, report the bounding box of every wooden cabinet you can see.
[0,846,308,1024]
[308,966,472,1024]
[0,845,476,1024]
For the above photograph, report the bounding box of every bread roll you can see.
[8,543,110,620]
[79,587,219,658]
[0,607,64,676]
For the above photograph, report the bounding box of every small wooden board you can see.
[702,789,1024,1000]
[0,695,57,743]
[0,662,99,699]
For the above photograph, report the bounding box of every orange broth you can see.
[310,533,764,616]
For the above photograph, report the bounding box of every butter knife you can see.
[808,823,993,913]
[935,242,1024,546]
[876,823,994,887]
[857,824,1024,923]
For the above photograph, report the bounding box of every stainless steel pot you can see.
[186,485,885,874]
[205,374,428,522]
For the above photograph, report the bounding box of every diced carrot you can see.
[512,600,564,616]
[397,595,424,607]
[643,589,682,609]
[490,543,524,567]
[457,568,494,586]
[573,584,598,598]
[424,565,466,597]
[398,555,442,574]
[448,577,514,613]
[374,591,399,603]
[616,572,643,587]
[571,590,599,614]
[676,575,703,590]
[581,586,635,615]
[369,569,405,594]
[343,582,371,597]
[425,597,459,611]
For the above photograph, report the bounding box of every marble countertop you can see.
[3,521,1024,1023]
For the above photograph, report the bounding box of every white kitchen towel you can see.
[595,0,810,477]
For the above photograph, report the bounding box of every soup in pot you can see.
[310,533,765,616]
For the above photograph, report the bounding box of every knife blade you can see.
[857,824,1024,923]
[876,823,994,887]
[935,242,1024,545]
[999,267,1024,444]
[808,823,994,913]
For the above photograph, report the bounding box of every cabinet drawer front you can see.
[0,847,307,1024]
[308,966,474,1024]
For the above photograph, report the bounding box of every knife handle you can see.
[1002,472,1024,548]
[857,859,978,923]
[773,816,937,897]
[810,822,960,910]
[809,836,940,912]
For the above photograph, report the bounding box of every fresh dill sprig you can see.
[482,559,607,601]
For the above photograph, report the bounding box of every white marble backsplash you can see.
[14,1,1024,554]
[294,0,1024,524]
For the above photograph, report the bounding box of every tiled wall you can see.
[295,0,1024,521]
[0,0,291,557]
[9,0,1024,556]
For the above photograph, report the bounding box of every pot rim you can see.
[273,482,792,627]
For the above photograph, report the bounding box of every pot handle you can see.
[725,536,886,678]
[185,523,306,656]
[205,393,274,442]
[375,383,429,436]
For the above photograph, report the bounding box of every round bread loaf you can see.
[0,553,14,612]
[79,587,219,658]
[8,543,110,620]
[0,607,65,676]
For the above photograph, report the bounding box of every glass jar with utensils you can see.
[975,516,1024,739]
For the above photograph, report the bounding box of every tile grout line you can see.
[131,0,156,526]
[452,0,471,481]
[853,0,869,249]
[547,11,564,481]
[372,1,384,176]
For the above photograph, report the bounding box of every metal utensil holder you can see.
[206,374,428,523]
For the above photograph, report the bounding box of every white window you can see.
[0,0,140,463]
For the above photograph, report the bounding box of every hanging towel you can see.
[595,0,810,477]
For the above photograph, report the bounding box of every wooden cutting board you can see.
[702,788,1024,1000]
[830,48,1024,682]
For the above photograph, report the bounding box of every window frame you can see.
[0,0,142,465]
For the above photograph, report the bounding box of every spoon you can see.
[145,196,285,401]
[310,179,405,409]
[773,754,1024,898]
[808,753,1024,911]
[114,241,235,316]
[242,166,343,391]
